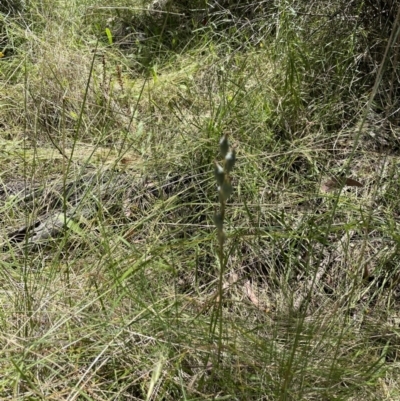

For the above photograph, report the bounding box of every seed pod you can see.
[219,135,229,157]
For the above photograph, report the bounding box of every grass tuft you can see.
[0,0,400,399]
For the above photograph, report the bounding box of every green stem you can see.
[216,200,225,365]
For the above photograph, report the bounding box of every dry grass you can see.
[0,0,400,400]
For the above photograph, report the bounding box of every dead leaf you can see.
[321,177,363,193]
[363,264,370,280]
[244,281,260,308]
[344,178,363,187]
[122,198,132,218]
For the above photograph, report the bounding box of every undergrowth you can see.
[0,0,400,400]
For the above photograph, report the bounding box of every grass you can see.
[1,0,400,399]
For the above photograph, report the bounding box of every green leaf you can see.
[105,28,113,45]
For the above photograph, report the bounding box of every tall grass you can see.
[0,0,399,400]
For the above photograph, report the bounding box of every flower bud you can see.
[214,162,225,186]
[224,148,236,173]
[213,212,224,231]
[219,135,229,157]
[220,179,233,202]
